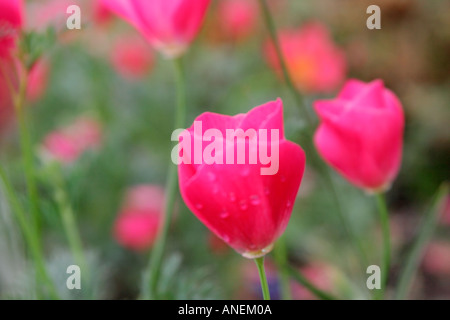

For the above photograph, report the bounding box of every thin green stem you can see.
[285,264,337,300]
[0,166,59,299]
[51,164,88,279]
[394,183,449,300]
[254,256,271,300]
[258,0,314,127]
[147,57,186,299]
[14,70,42,239]
[375,193,391,299]
[273,236,292,300]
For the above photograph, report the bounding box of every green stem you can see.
[375,193,391,299]
[285,264,337,300]
[0,166,59,299]
[147,57,186,299]
[51,164,88,279]
[322,166,369,272]
[273,236,292,300]
[14,70,41,237]
[394,183,449,300]
[254,256,271,300]
[258,0,314,127]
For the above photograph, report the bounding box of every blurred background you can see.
[0,0,449,299]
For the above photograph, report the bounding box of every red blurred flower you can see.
[265,22,346,93]
[178,99,305,258]
[92,0,114,27]
[101,0,211,58]
[110,35,154,80]
[40,117,103,164]
[0,0,23,58]
[216,0,258,42]
[423,242,450,276]
[113,185,165,251]
[314,79,404,192]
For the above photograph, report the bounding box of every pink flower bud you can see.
[178,99,305,258]
[101,0,211,58]
[314,79,404,192]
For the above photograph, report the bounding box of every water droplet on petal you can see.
[239,200,248,211]
[250,195,260,205]
[280,175,286,183]
[195,203,203,210]
[286,200,292,208]
[264,187,270,195]
[229,192,236,202]
[249,244,257,250]
[219,210,229,219]
[222,234,230,243]
[212,185,219,195]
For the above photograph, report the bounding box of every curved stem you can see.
[254,256,271,300]
[147,57,186,299]
[14,69,42,239]
[394,183,449,300]
[51,164,88,279]
[285,264,337,300]
[258,0,314,127]
[375,193,391,299]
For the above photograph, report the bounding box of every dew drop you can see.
[280,175,286,183]
[264,187,270,195]
[239,200,248,211]
[286,200,292,208]
[195,203,203,210]
[250,195,260,205]
[249,244,257,250]
[222,234,230,243]
[229,192,236,202]
[219,210,229,219]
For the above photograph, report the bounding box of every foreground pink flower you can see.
[216,0,258,42]
[314,79,404,192]
[0,0,23,58]
[101,0,211,58]
[40,117,102,164]
[265,22,346,93]
[114,185,165,251]
[110,35,154,80]
[178,99,305,258]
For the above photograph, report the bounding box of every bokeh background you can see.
[0,0,449,299]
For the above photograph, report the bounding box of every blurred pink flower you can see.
[423,242,450,276]
[291,263,336,300]
[114,185,165,251]
[91,0,114,27]
[0,0,23,58]
[40,117,103,164]
[265,22,347,93]
[101,0,211,58]
[27,59,49,102]
[314,79,404,192]
[110,35,154,80]
[216,0,258,42]
[440,196,450,226]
